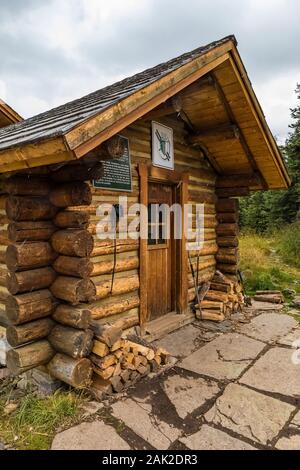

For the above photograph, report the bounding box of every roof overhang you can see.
[0,100,23,128]
[0,39,290,189]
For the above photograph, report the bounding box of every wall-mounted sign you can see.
[93,136,132,192]
[151,121,174,170]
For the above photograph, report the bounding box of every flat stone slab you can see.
[112,398,181,449]
[275,434,300,450]
[277,328,300,348]
[180,424,255,450]
[153,325,202,357]
[240,347,300,398]
[180,333,264,380]
[238,313,297,344]
[205,383,294,446]
[162,374,220,419]
[51,420,130,450]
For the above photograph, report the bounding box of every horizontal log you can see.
[216,253,239,265]
[6,242,57,272]
[216,223,239,237]
[53,256,93,278]
[51,162,104,183]
[54,211,90,229]
[200,300,224,311]
[6,196,58,221]
[113,312,139,330]
[52,304,91,329]
[254,294,283,304]
[217,263,238,274]
[216,174,259,188]
[210,282,231,293]
[8,221,56,242]
[6,340,55,374]
[217,236,239,247]
[7,267,56,295]
[196,310,225,322]
[5,289,57,325]
[204,290,228,303]
[90,294,140,320]
[47,354,93,388]
[48,325,94,359]
[89,322,122,347]
[49,182,92,207]
[95,275,139,299]
[51,230,94,257]
[91,239,138,257]
[217,212,239,223]
[50,276,96,304]
[216,187,250,198]
[216,199,239,213]
[4,176,51,196]
[6,318,54,347]
[91,256,139,276]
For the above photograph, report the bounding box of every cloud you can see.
[0,0,299,142]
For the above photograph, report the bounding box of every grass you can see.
[239,229,300,297]
[0,381,83,450]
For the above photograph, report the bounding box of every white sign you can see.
[151,121,174,170]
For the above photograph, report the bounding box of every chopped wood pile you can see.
[90,325,171,395]
[254,290,284,304]
[197,270,244,322]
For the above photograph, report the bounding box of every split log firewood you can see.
[49,182,92,207]
[47,353,93,388]
[54,211,90,229]
[51,162,104,183]
[6,339,55,374]
[6,196,58,221]
[213,270,232,285]
[48,325,94,359]
[53,256,93,278]
[204,290,229,303]
[5,289,57,325]
[92,340,109,357]
[7,267,56,295]
[216,223,239,237]
[6,318,54,347]
[4,176,51,196]
[210,282,231,293]
[216,199,239,213]
[52,304,91,329]
[200,300,224,311]
[217,236,239,247]
[50,276,96,304]
[8,221,56,242]
[195,310,225,322]
[51,230,94,257]
[90,353,116,370]
[6,242,57,271]
[93,365,115,380]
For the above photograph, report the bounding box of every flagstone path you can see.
[51,304,300,450]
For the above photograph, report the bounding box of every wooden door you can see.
[147,182,174,320]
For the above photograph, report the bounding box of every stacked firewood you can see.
[196,271,244,322]
[89,323,171,394]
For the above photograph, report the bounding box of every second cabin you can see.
[0,35,289,393]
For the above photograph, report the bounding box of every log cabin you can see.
[0,35,290,392]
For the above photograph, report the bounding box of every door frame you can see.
[138,163,189,332]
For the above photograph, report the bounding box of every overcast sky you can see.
[0,0,299,143]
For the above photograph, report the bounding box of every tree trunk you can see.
[49,182,92,207]
[8,221,56,242]
[50,276,96,304]
[6,340,55,374]
[48,325,94,359]
[6,318,54,347]
[7,267,56,295]
[6,242,57,271]
[6,196,58,221]
[51,230,94,257]
[5,289,57,325]
[47,354,93,388]
[54,211,90,229]
[53,304,91,329]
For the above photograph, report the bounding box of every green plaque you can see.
[93,136,132,192]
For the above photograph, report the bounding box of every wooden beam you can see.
[210,72,268,190]
[216,173,261,188]
[189,124,240,143]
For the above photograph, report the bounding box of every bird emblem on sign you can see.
[155,129,171,161]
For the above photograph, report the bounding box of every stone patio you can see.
[51,305,300,450]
